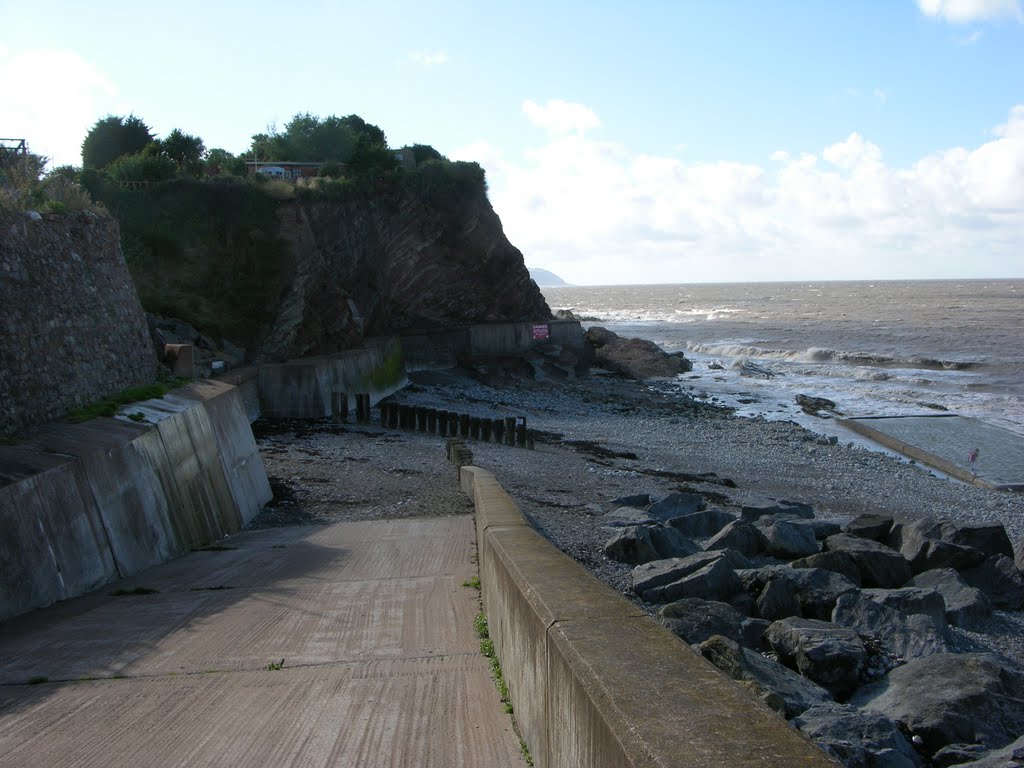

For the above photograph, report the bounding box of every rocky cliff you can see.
[260,182,550,361]
[105,172,550,363]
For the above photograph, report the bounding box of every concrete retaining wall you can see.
[401,320,584,371]
[0,211,156,439]
[218,367,261,423]
[258,336,407,418]
[460,466,840,768]
[0,380,271,621]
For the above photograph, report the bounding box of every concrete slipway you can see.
[0,517,524,767]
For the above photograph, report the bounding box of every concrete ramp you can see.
[0,517,523,768]
[841,414,1024,491]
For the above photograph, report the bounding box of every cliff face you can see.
[258,185,551,361]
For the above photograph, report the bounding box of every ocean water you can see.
[542,279,1024,440]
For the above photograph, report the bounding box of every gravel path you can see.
[249,368,1024,666]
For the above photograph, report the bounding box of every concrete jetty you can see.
[0,517,523,767]
[842,414,1024,491]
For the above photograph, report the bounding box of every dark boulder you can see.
[756,578,803,621]
[765,617,867,697]
[945,735,1024,767]
[898,519,987,574]
[791,551,863,587]
[704,520,767,556]
[907,569,992,629]
[631,550,746,603]
[643,558,742,604]
[602,506,657,527]
[743,565,860,620]
[832,592,949,663]
[603,525,659,565]
[658,598,749,646]
[787,518,843,541]
[741,496,815,522]
[796,394,840,416]
[647,492,705,521]
[851,653,1024,755]
[862,587,948,628]
[960,556,1024,610]
[667,508,737,538]
[762,519,820,559]
[825,533,913,589]
[585,326,693,379]
[940,522,1013,560]
[844,513,896,542]
[791,703,922,768]
[698,634,834,719]
[648,526,701,560]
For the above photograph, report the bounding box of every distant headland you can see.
[529,267,569,287]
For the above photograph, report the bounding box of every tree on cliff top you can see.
[161,129,206,176]
[247,113,393,175]
[82,115,155,169]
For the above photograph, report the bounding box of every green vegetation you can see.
[67,383,172,423]
[462,575,481,590]
[20,110,492,354]
[110,586,159,596]
[264,659,285,671]
[474,613,512,714]
[408,159,487,210]
[473,610,534,762]
[249,113,393,176]
[85,174,295,346]
[27,676,48,685]
[81,115,155,170]
[0,148,104,215]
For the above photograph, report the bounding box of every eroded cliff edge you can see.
[103,169,551,363]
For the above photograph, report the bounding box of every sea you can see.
[541,279,1024,445]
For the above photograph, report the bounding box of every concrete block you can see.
[0,446,116,618]
[163,343,194,378]
[178,380,272,526]
[467,469,841,768]
[547,616,837,767]
[481,525,645,764]
[32,420,184,577]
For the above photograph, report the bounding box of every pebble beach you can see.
[251,367,1024,666]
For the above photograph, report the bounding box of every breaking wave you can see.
[687,343,985,372]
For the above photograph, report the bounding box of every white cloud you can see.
[1,48,119,167]
[408,50,449,66]
[522,99,600,136]
[916,0,1023,23]
[457,103,1024,284]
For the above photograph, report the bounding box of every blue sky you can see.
[4,0,1023,284]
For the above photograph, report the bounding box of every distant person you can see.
[968,448,980,470]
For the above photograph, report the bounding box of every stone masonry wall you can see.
[0,211,156,437]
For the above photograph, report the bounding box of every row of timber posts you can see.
[378,401,535,449]
[331,392,372,424]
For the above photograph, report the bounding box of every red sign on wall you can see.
[531,323,550,340]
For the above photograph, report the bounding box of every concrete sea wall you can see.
[0,380,271,621]
[0,211,155,439]
[258,336,407,418]
[460,466,839,768]
[401,320,584,371]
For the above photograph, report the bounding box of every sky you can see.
[3,0,1023,285]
